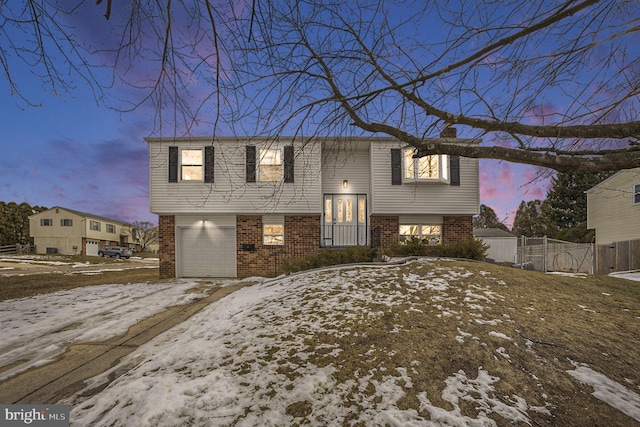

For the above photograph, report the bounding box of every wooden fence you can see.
[0,244,18,255]
[0,244,34,255]
[594,239,640,274]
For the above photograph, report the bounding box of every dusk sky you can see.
[0,3,552,227]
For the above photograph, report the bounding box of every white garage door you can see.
[86,240,99,256]
[180,226,236,277]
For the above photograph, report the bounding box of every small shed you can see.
[474,228,517,263]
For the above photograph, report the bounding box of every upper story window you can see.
[90,220,101,231]
[40,219,53,226]
[181,149,203,181]
[168,146,214,183]
[106,224,116,233]
[259,148,282,181]
[634,184,640,205]
[404,149,449,182]
[61,219,73,226]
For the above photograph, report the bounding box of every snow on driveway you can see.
[0,280,225,380]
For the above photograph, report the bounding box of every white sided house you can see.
[29,207,134,256]
[587,168,640,245]
[147,133,480,278]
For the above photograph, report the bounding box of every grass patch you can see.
[237,260,640,425]
[0,268,161,302]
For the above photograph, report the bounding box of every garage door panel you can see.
[86,241,99,256]
[180,226,236,277]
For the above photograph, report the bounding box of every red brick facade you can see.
[442,215,473,243]
[157,213,472,279]
[158,215,176,278]
[237,215,321,278]
[370,215,400,249]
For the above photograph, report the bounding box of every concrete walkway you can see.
[0,283,251,404]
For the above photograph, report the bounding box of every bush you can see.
[437,238,488,260]
[280,246,375,274]
[383,237,488,261]
[383,237,439,257]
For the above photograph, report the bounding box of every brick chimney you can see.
[440,123,457,138]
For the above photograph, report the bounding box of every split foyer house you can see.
[147,132,480,278]
[29,207,134,255]
[587,168,640,245]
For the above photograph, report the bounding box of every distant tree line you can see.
[0,202,48,246]
[474,171,615,243]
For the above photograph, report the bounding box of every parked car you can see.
[98,246,133,259]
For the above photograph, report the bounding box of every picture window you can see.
[404,148,449,182]
[399,224,441,245]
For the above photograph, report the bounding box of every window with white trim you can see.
[634,184,640,205]
[399,224,442,245]
[40,219,53,226]
[106,224,116,234]
[263,216,284,245]
[61,219,73,226]
[259,148,282,181]
[90,220,101,231]
[404,148,449,182]
[181,149,203,181]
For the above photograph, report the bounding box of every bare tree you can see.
[129,221,158,253]
[3,1,640,172]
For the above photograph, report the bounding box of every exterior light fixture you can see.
[343,180,349,189]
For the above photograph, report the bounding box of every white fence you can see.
[515,236,593,274]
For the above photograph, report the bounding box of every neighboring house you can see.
[29,207,134,255]
[473,228,517,263]
[586,168,640,245]
[147,131,480,278]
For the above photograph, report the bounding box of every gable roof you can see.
[473,228,516,238]
[29,206,130,226]
[585,168,640,194]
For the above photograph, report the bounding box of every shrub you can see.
[280,246,375,274]
[437,238,488,260]
[383,237,488,261]
[383,237,439,257]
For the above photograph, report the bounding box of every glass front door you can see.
[323,194,367,246]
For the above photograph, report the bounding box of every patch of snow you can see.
[489,331,512,340]
[0,280,215,381]
[567,362,640,422]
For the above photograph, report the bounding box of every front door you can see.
[322,194,367,246]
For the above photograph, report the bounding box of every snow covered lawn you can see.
[2,259,640,426]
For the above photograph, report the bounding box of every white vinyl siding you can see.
[321,147,370,194]
[148,138,322,215]
[370,141,479,215]
[587,168,640,244]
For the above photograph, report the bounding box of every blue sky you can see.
[0,2,552,227]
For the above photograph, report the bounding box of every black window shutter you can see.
[168,146,178,183]
[246,145,256,182]
[450,155,460,186]
[204,146,215,183]
[391,149,402,185]
[283,145,294,183]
